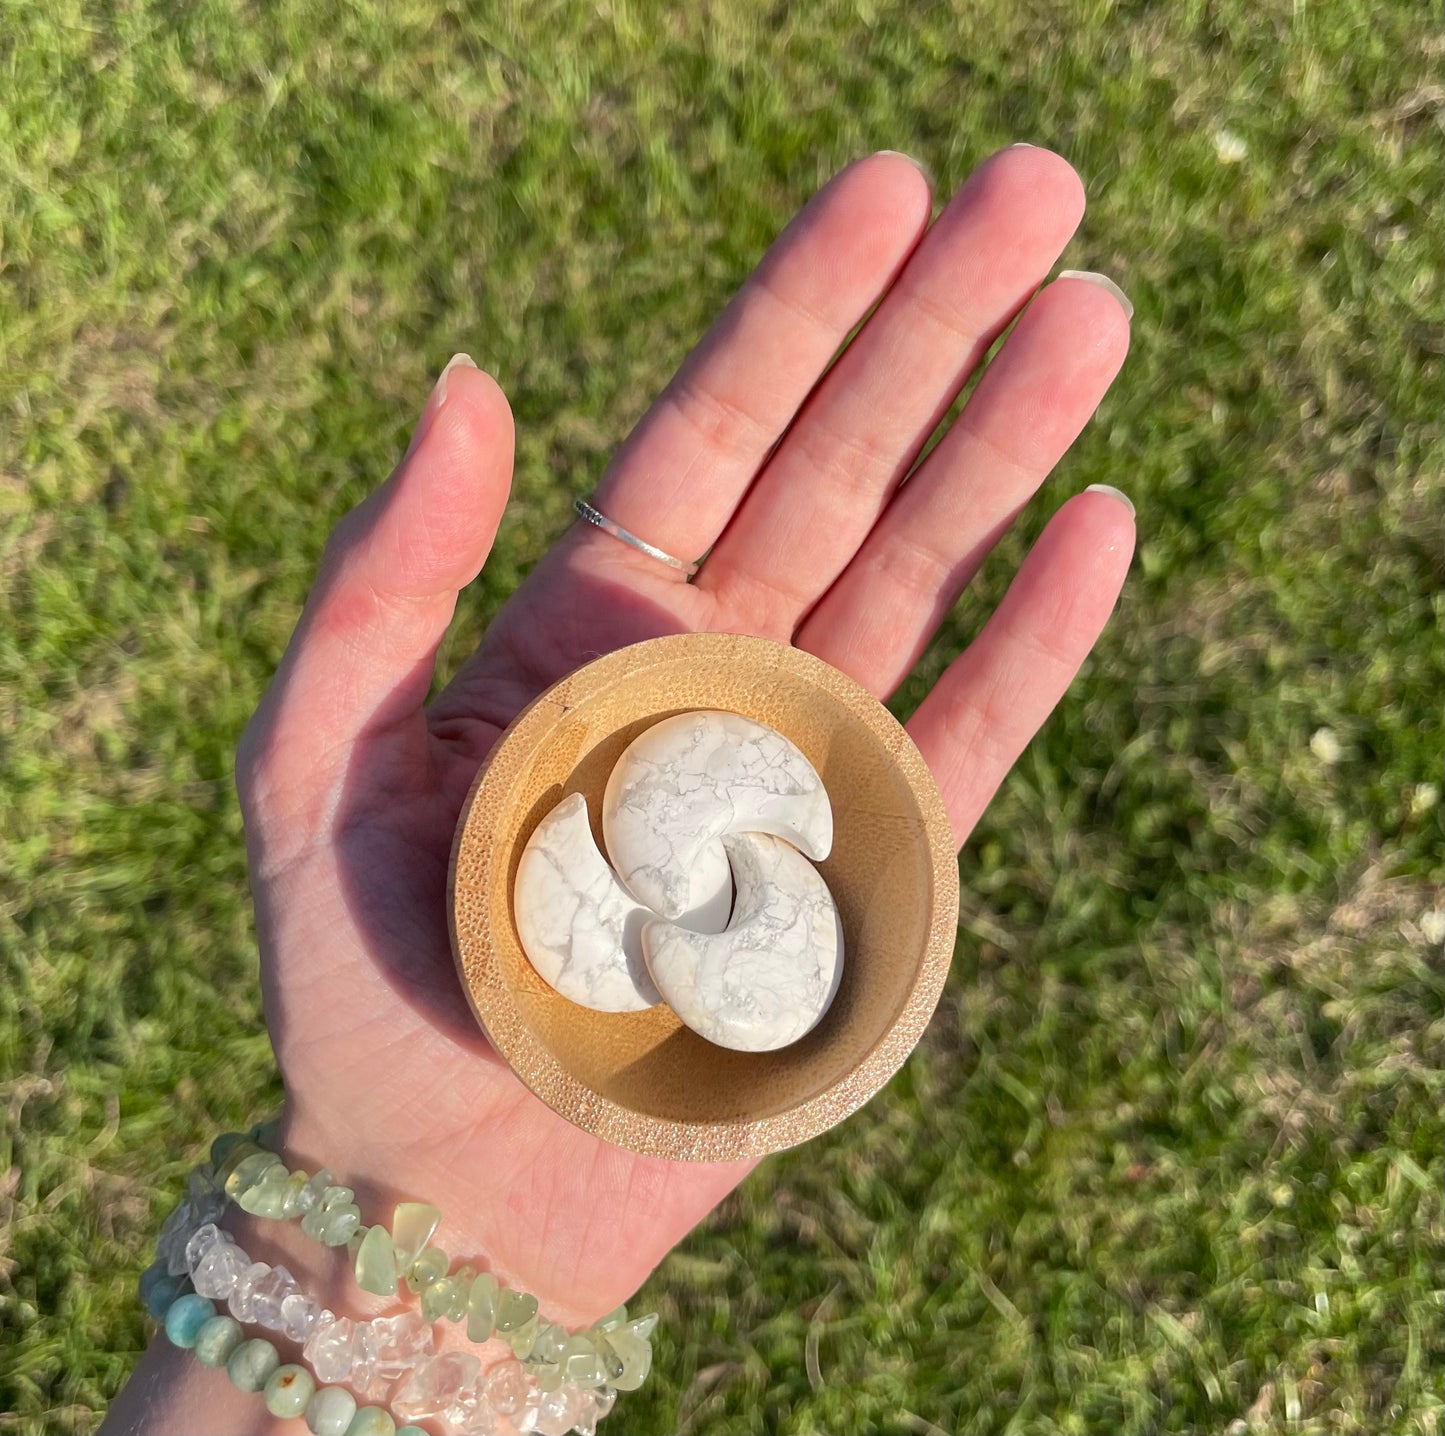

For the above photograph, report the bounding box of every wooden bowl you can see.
[448,633,958,1161]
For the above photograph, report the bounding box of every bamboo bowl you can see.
[448,633,958,1161]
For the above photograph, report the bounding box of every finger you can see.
[798,271,1131,695]
[236,358,514,846]
[906,486,1135,847]
[582,151,932,569]
[696,145,1087,633]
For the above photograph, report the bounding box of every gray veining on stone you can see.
[642,831,843,1052]
[514,791,733,1012]
[603,710,833,920]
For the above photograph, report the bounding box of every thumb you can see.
[237,356,514,854]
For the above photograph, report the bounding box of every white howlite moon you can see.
[603,710,833,920]
[514,792,733,1012]
[642,831,844,1052]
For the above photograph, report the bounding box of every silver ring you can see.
[573,497,700,578]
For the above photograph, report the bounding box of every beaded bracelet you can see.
[139,1123,646,1435]
[207,1133,656,1400]
[156,1281,416,1435]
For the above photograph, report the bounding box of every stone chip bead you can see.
[297,1168,334,1214]
[263,1363,316,1419]
[305,1384,358,1436]
[249,1115,284,1150]
[562,1333,607,1388]
[494,1287,539,1333]
[465,1272,498,1342]
[214,1140,265,1187]
[353,1224,398,1296]
[249,1264,299,1329]
[304,1313,361,1384]
[367,1309,434,1385]
[138,1260,191,1319]
[574,1386,616,1436]
[301,1186,362,1246]
[602,1328,652,1391]
[236,1161,294,1218]
[280,1168,314,1217]
[507,1312,542,1359]
[404,1245,449,1293]
[191,1241,251,1301]
[227,1336,281,1393]
[280,1290,326,1343]
[163,1292,215,1348]
[535,1383,585,1436]
[227,1260,273,1321]
[224,1149,282,1201]
[193,1314,244,1368]
[209,1131,249,1169]
[420,1268,471,1323]
[393,1350,482,1422]
[157,1181,224,1275]
[483,1359,531,1417]
[389,1202,441,1273]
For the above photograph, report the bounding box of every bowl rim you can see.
[447,632,959,1161]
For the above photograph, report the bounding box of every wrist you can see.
[273,1107,629,1330]
[100,1338,291,1436]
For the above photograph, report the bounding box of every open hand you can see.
[235,147,1134,1328]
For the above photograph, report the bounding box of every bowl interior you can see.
[450,633,957,1157]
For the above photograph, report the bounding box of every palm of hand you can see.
[235,149,1134,1328]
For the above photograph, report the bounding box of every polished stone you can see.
[305,1385,358,1436]
[514,791,730,1012]
[643,831,843,1051]
[139,1260,189,1319]
[466,1271,498,1342]
[193,1314,244,1368]
[603,710,832,920]
[163,1293,215,1348]
[249,1264,298,1330]
[227,1261,274,1322]
[345,1406,397,1436]
[191,1241,250,1301]
[280,1291,326,1343]
[353,1224,398,1296]
[303,1313,360,1384]
[367,1309,434,1383]
[389,1202,441,1274]
[227,1337,280,1393]
[392,1351,482,1422]
[263,1364,315,1419]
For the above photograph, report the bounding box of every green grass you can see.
[1,1,1440,1431]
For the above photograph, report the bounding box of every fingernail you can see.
[1058,270,1134,320]
[1009,141,1036,148]
[876,149,934,186]
[406,353,476,460]
[1085,483,1136,518]
[435,351,477,406]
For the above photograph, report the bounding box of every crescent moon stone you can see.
[642,831,844,1052]
[603,710,833,920]
[514,792,732,1012]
